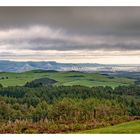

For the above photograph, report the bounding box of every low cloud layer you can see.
[1,25,140,52]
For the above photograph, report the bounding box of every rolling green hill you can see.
[78,120,140,134]
[0,70,135,87]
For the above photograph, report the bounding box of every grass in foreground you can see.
[78,120,140,134]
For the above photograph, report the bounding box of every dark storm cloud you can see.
[0,7,140,35]
[1,37,140,51]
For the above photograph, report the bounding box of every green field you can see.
[78,120,140,134]
[0,70,135,87]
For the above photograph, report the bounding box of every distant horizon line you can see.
[0,59,140,65]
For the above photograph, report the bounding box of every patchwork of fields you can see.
[0,70,135,87]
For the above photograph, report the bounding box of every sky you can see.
[0,7,140,64]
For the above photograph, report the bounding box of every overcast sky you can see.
[0,7,140,64]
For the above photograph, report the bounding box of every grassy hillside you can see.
[78,120,140,134]
[0,70,135,87]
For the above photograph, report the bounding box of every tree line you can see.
[0,84,140,133]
